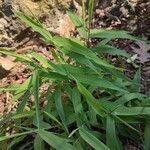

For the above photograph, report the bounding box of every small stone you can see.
[96,9,105,17]
[120,7,129,17]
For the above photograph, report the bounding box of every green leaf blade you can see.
[79,127,110,150]
[39,130,75,150]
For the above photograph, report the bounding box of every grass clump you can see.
[0,1,150,149]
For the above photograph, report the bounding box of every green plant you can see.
[0,1,150,150]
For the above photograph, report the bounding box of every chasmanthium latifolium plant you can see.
[0,1,150,149]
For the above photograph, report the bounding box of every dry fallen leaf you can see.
[0,56,16,71]
[131,41,150,63]
[56,15,75,37]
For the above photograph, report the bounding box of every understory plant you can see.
[0,0,150,149]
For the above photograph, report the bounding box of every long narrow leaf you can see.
[39,130,75,150]
[90,29,141,41]
[106,116,123,150]
[31,52,53,69]
[67,11,87,38]
[71,88,88,126]
[93,45,130,58]
[33,71,40,129]
[15,12,53,44]
[14,76,32,100]
[44,111,62,126]
[34,134,44,150]
[54,37,116,69]
[0,47,31,62]
[101,100,150,116]
[77,82,108,117]
[16,90,30,114]
[0,130,36,142]
[79,127,110,150]
[54,89,68,132]
[144,117,150,150]
[114,93,145,105]
[88,0,94,37]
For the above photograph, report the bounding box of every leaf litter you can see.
[131,41,150,63]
